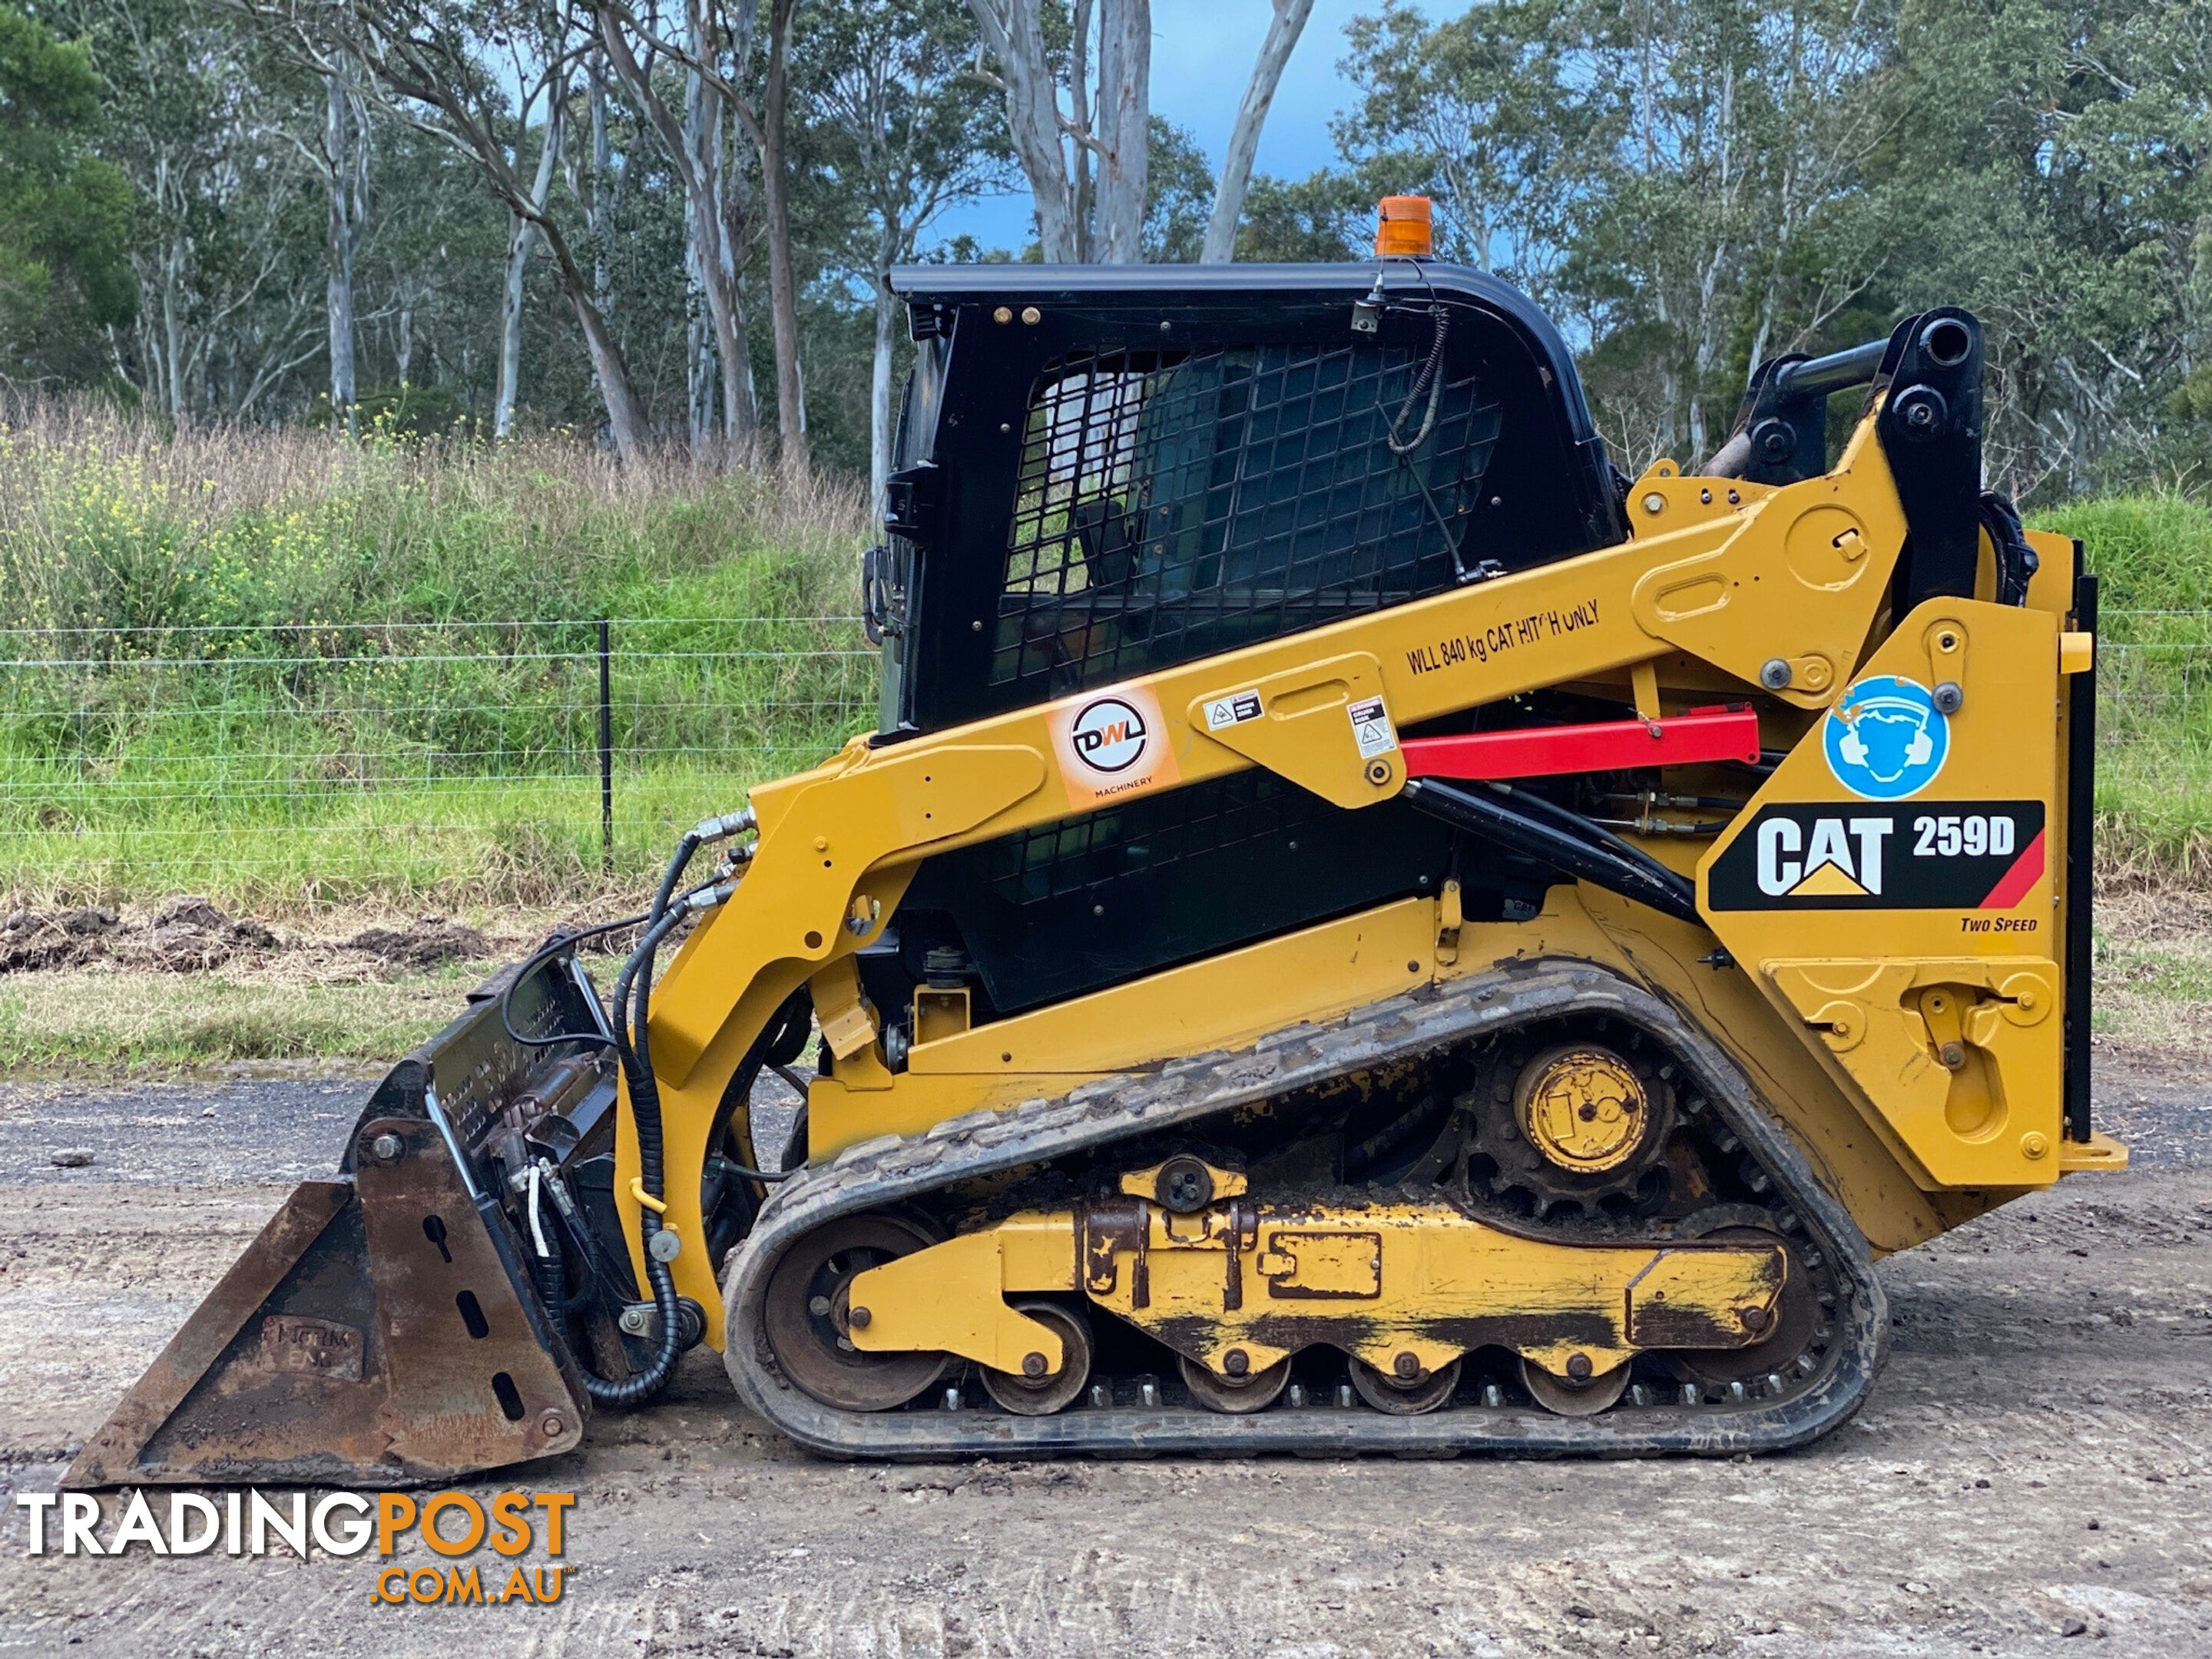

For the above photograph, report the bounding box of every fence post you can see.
[598,618,614,876]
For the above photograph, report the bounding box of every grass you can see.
[0,402,873,908]
[0,968,468,1069]
[2041,492,2212,883]
[2085,889,2212,1053]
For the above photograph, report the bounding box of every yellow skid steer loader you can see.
[69,221,2122,1486]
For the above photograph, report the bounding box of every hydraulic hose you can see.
[498,909,650,1050]
[581,899,700,1404]
[559,808,752,1405]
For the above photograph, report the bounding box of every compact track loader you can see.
[70,225,2126,1487]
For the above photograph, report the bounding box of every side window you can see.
[989,339,1502,696]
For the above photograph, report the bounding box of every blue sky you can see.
[928,0,1373,253]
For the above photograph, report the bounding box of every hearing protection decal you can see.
[1051,681,1181,810]
[1706,800,2046,912]
[1824,674,1948,800]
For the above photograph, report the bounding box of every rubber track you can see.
[720,960,1889,1457]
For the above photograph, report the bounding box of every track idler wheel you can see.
[763,1215,952,1412]
[1178,1353,1290,1414]
[979,1301,1094,1416]
[1349,1356,1461,1415]
[1671,1212,1821,1390]
[1518,1355,1631,1416]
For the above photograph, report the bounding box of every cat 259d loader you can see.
[69,207,2124,1486]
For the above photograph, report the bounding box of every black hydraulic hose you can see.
[498,909,651,1050]
[558,808,757,1402]
[1403,777,1700,924]
[532,1222,571,1327]
[1495,780,1687,881]
[581,901,695,1405]
[1979,488,2040,607]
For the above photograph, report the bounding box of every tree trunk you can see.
[588,53,614,324]
[965,0,1081,260]
[495,95,565,440]
[760,0,807,470]
[161,246,184,419]
[597,9,754,449]
[870,269,896,521]
[687,237,716,449]
[495,213,529,438]
[323,69,361,435]
[1093,0,1149,262]
[556,248,651,462]
[1200,0,1313,263]
[684,48,750,446]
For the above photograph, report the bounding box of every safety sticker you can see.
[1348,695,1398,760]
[1824,674,1949,800]
[1706,800,2046,912]
[1051,682,1181,810]
[1204,690,1263,731]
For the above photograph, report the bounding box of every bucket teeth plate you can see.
[65,1116,586,1489]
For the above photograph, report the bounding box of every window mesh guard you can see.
[992,339,1504,695]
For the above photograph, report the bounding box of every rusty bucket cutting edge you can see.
[65,1113,590,1489]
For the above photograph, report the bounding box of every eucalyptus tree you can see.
[961,0,1316,263]
[804,0,1008,509]
[265,0,654,458]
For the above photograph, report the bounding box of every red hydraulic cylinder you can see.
[1399,705,1761,782]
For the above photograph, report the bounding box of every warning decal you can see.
[1050,682,1181,810]
[1203,689,1263,731]
[1348,695,1398,760]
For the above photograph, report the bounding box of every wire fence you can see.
[0,611,2201,899]
[0,616,876,897]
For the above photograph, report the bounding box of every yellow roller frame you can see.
[846,1179,1786,1386]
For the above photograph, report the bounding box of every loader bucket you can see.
[65,969,606,1489]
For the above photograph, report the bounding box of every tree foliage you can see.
[0,2,133,386]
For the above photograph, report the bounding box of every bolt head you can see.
[2021,1131,2051,1161]
[1565,1352,1594,1382]
[1641,491,1667,515]
[1759,657,1793,691]
[1932,680,1964,714]
[1156,1155,1214,1214]
[1740,1304,1770,1333]
[368,1131,404,1164]
[1022,1350,1048,1379]
[1393,1352,1420,1379]
[538,1411,566,1438]
[848,1304,872,1329]
[1224,1348,1250,1377]
[1940,1041,1967,1070]
[1366,759,1392,786]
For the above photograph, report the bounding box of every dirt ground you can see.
[0,1050,2208,1658]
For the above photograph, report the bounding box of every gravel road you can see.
[1,1051,2207,1657]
